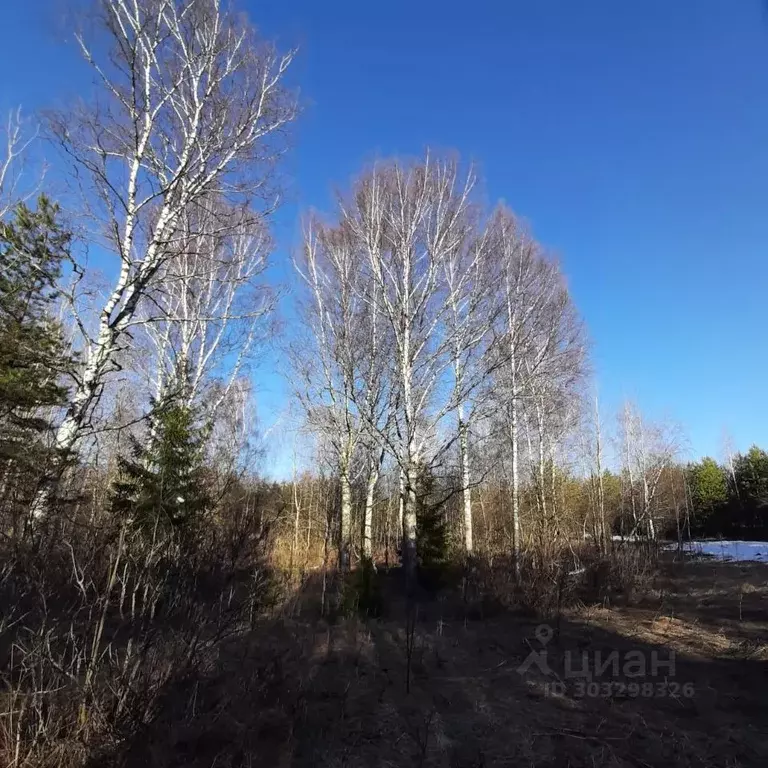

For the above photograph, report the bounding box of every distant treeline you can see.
[685,447,768,540]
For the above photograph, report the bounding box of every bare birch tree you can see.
[355,274,395,563]
[342,155,476,580]
[293,218,369,572]
[0,108,43,219]
[142,200,275,428]
[617,401,683,540]
[579,392,608,552]
[523,275,585,557]
[495,211,551,572]
[442,215,500,555]
[493,207,584,572]
[720,427,741,504]
[49,0,295,465]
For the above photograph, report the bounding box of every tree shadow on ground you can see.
[100,564,768,768]
[636,558,768,644]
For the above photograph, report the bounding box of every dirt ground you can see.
[113,556,768,768]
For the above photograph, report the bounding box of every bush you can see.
[0,485,276,766]
[464,549,584,619]
[581,542,658,605]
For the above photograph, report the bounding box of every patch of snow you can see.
[669,540,768,563]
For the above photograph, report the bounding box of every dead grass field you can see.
[108,556,768,768]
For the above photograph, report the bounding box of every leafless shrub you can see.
[0,481,277,766]
[581,542,659,606]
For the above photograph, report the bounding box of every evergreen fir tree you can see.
[732,446,768,534]
[414,463,448,574]
[686,457,728,536]
[111,398,210,533]
[0,197,73,511]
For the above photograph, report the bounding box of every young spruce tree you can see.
[112,396,210,533]
[0,197,72,515]
[414,463,449,575]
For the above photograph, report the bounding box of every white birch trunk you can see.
[363,466,378,561]
[458,407,473,555]
[403,463,419,578]
[506,288,522,577]
[535,399,548,547]
[594,395,607,553]
[339,452,353,573]
[510,381,521,575]
[398,468,405,545]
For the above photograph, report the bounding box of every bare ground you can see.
[108,557,768,768]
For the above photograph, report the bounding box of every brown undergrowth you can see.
[2,542,766,767]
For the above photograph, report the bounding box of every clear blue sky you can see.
[3,0,768,470]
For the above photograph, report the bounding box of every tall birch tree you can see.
[494,207,584,571]
[49,0,295,465]
[343,156,475,580]
[442,215,499,555]
[294,218,371,572]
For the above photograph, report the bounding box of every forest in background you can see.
[0,1,767,765]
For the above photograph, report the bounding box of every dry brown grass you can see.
[2,541,766,767]
[92,557,767,767]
